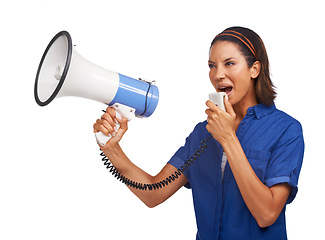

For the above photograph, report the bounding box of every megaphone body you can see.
[34,31,159,145]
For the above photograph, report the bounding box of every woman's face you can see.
[208,41,259,106]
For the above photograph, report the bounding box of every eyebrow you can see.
[208,57,237,64]
[224,57,237,62]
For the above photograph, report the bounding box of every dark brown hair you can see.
[211,26,276,105]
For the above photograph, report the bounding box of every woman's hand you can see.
[205,96,236,145]
[93,106,128,146]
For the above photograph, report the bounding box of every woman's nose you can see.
[214,66,225,80]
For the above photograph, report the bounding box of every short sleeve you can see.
[168,155,191,189]
[168,134,194,189]
[168,122,209,189]
[264,121,305,204]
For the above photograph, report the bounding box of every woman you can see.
[93,26,304,239]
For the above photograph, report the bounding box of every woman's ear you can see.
[251,61,261,79]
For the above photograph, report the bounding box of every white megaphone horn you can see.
[34,31,159,145]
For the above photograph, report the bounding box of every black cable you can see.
[100,135,212,190]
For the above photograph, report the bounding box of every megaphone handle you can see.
[95,103,135,146]
[95,112,121,146]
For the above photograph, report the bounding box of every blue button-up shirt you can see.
[168,104,304,240]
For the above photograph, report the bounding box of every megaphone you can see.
[34,31,159,145]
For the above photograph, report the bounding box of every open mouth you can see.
[218,86,233,95]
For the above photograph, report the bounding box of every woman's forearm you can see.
[101,143,187,208]
[94,108,186,207]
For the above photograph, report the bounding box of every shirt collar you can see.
[248,103,276,119]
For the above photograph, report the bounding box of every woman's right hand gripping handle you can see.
[93,107,128,154]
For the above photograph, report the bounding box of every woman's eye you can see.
[209,63,216,69]
[225,61,234,66]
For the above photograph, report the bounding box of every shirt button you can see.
[248,109,254,115]
[241,121,245,125]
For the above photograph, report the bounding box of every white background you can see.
[1,0,324,239]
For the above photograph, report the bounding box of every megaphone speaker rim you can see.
[34,31,72,106]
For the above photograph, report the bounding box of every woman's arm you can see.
[222,135,291,228]
[94,107,187,208]
[205,99,291,228]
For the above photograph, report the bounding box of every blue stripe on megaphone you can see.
[110,74,159,117]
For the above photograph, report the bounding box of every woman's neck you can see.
[232,89,259,129]
[233,82,259,119]
[233,99,257,119]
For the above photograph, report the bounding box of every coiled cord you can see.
[100,135,212,191]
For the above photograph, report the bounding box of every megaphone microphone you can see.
[34,31,159,146]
